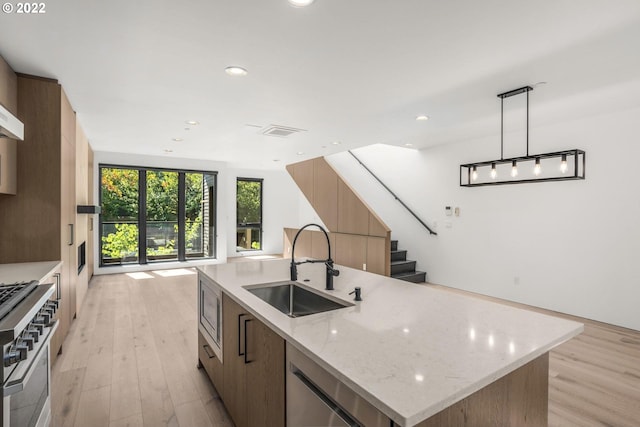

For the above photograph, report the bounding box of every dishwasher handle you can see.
[291,368,360,427]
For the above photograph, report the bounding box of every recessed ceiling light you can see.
[185,120,199,125]
[288,0,315,7]
[172,138,183,142]
[404,143,413,147]
[225,66,248,76]
[332,141,341,145]
[296,151,305,155]
[415,115,429,121]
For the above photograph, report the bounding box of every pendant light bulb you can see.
[534,158,541,176]
[511,160,518,177]
[560,154,568,173]
[490,163,497,179]
[471,166,478,181]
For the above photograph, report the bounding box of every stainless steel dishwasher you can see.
[286,342,390,427]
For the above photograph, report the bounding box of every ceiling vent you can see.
[260,125,307,138]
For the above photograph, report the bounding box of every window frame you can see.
[236,177,263,252]
[98,164,217,267]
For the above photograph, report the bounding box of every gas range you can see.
[0,280,58,427]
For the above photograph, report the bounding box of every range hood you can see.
[0,103,23,140]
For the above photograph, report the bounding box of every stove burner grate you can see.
[0,281,39,321]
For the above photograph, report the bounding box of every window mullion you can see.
[178,172,186,261]
[139,169,147,264]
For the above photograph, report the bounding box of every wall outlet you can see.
[363,263,367,271]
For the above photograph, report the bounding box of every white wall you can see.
[326,106,640,331]
[92,152,299,274]
[225,168,300,258]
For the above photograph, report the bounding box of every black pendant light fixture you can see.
[460,86,585,187]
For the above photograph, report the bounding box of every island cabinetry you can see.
[414,353,549,427]
[222,293,285,427]
[198,330,223,395]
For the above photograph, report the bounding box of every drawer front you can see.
[198,331,224,396]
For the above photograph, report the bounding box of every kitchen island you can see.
[198,259,583,426]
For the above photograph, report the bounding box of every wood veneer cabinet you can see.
[198,330,223,395]
[222,293,285,427]
[0,74,78,357]
[0,55,18,195]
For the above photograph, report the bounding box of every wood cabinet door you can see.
[246,318,285,427]
[222,294,248,427]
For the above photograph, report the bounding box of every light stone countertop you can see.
[198,259,583,427]
[0,261,62,284]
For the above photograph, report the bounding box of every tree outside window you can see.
[236,178,263,251]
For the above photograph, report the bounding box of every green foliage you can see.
[185,216,203,250]
[101,223,139,259]
[101,168,138,220]
[101,168,207,260]
[146,171,178,221]
[237,180,261,224]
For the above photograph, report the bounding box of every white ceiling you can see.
[1,0,640,169]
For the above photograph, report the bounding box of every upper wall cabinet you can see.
[0,55,18,195]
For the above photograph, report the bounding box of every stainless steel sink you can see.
[245,282,352,318]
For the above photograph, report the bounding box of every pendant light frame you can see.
[460,86,586,187]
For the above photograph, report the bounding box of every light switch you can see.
[445,206,452,216]
[454,207,460,217]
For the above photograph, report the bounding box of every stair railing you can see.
[348,151,437,236]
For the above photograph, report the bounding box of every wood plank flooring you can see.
[52,270,640,427]
[51,269,232,427]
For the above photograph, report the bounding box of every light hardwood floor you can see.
[52,270,640,427]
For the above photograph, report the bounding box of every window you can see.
[236,178,263,251]
[99,165,217,266]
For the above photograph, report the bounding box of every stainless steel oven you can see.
[198,272,223,362]
[0,281,58,427]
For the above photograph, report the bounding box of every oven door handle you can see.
[4,320,58,397]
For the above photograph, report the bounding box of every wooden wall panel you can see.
[368,212,390,237]
[334,233,367,271]
[286,156,391,276]
[283,228,312,259]
[312,158,338,231]
[286,159,314,206]
[337,179,369,235]
[366,236,388,276]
